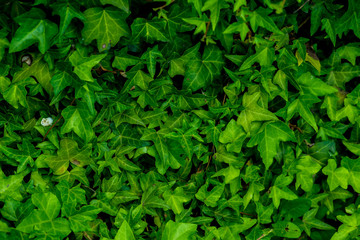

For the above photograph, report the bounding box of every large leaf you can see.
[161,220,197,240]
[183,45,224,91]
[247,121,296,169]
[17,192,71,238]
[45,138,92,175]
[9,8,58,53]
[82,7,130,51]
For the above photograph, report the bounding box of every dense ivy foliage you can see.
[1,0,360,239]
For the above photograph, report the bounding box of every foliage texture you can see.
[1,0,360,239]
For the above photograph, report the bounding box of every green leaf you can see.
[17,192,71,238]
[321,18,336,46]
[9,9,58,53]
[121,69,153,93]
[163,187,191,214]
[114,220,135,240]
[249,7,282,34]
[237,91,278,132]
[13,54,53,94]
[327,63,360,89]
[183,45,224,91]
[131,18,169,43]
[45,138,92,175]
[336,0,360,39]
[322,159,349,191]
[248,121,296,169]
[223,20,250,41]
[61,104,95,143]
[287,94,320,132]
[219,119,247,153]
[51,1,85,36]
[161,220,197,240]
[56,181,86,217]
[201,0,229,30]
[302,208,335,236]
[195,181,224,207]
[68,205,101,232]
[297,72,337,96]
[273,221,301,238]
[141,45,163,78]
[341,157,360,193]
[69,50,107,82]
[240,46,275,70]
[0,171,28,201]
[336,43,360,65]
[50,70,76,96]
[295,155,322,192]
[82,7,130,51]
[101,0,129,13]
[269,175,298,208]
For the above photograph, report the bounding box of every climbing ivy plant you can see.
[1,0,360,239]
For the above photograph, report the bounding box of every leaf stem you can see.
[256,229,274,240]
[153,0,175,11]
[294,0,310,13]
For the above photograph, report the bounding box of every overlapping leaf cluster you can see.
[1,0,360,239]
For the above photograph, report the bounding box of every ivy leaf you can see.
[51,1,85,36]
[237,92,278,133]
[201,0,229,30]
[101,0,129,13]
[297,72,337,96]
[61,103,95,143]
[249,7,282,34]
[336,0,360,39]
[82,7,130,51]
[247,121,296,169]
[115,220,135,240]
[286,94,320,132]
[56,181,86,217]
[9,8,58,53]
[45,138,92,175]
[240,46,275,71]
[141,45,164,78]
[131,18,169,43]
[0,171,28,201]
[183,45,224,91]
[269,175,298,209]
[16,192,71,238]
[302,208,335,236]
[327,63,360,89]
[331,213,360,239]
[195,181,225,207]
[219,119,247,153]
[223,20,250,41]
[69,50,107,82]
[273,221,301,238]
[321,18,336,46]
[112,47,142,71]
[322,159,349,191]
[12,54,53,94]
[161,220,197,240]
[341,157,360,193]
[50,70,76,96]
[163,187,191,214]
[336,43,360,66]
[182,14,209,35]
[68,205,101,232]
[295,155,322,192]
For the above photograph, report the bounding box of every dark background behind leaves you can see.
[0,0,360,239]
